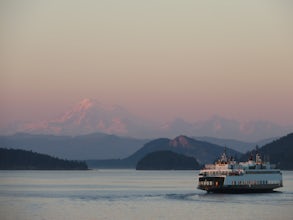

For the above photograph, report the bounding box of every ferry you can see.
[197,149,283,193]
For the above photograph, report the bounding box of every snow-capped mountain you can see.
[17,98,148,136]
[159,115,292,141]
[5,98,293,141]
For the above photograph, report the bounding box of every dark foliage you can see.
[136,150,200,170]
[240,133,293,170]
[0,148,88,170]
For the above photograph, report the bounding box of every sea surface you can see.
[0,170,292,220]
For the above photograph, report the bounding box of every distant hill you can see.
[87,135,242,168]
[194,136,255,153]
[0,133,148,160]
[126,135,242,165]
[240,133,293,170]
[194,136,277,153]
[136,151,200,170]
[0,148,88,170]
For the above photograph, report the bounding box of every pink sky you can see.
[1,0,293,128]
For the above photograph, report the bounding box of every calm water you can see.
[0,170,292,220]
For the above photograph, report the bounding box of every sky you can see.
[1,0,293,128]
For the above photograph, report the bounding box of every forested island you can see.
[0,148,88,170]
[136,150,200,170]
[241,133,293,170]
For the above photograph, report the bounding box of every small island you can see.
[0,148,88,170]
[136,150,200,170]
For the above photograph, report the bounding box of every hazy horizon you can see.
[0,97,291,143]
[1,0,293,130]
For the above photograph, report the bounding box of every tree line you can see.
[0,148,88,170]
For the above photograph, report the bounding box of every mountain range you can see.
[0,132,269,162]
[160,116,292,142]
[1,132,292,170]
[87,133,293,169]
[87,135,242,168]
[3,98,293,142]
[9,98,152,137]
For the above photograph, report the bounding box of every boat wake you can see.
[165,192,203,201]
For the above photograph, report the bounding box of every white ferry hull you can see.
[198,184,281,193]
[198,173,283,193]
